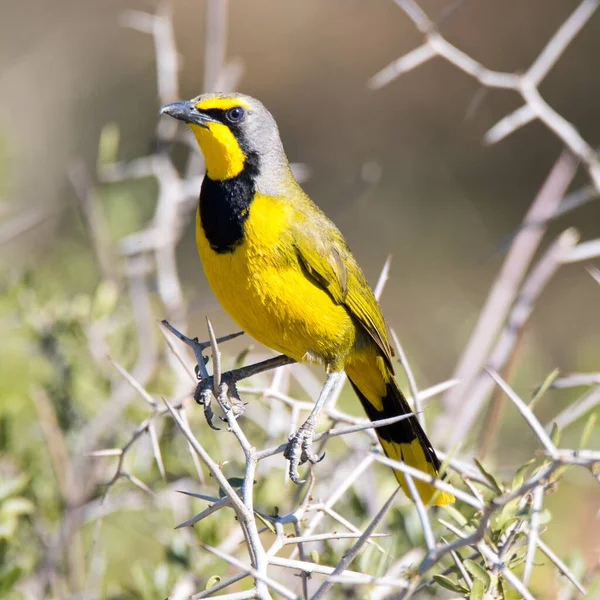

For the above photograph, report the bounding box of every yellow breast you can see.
[196,193,355,365]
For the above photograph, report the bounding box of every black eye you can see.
[226,106,245,123]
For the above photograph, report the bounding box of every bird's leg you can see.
[284,370,344,484]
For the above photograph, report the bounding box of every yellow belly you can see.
[196,193,355,366]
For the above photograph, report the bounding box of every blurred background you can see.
[1,0,599,598]
[3,0,600,375]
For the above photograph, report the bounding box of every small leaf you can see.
[226,477,245,488]
[507,546,528,568]
[511,458,536,491]
[91,280,119,319]
[219,477,251,498]
[550,422,561,446]
[473,458,503,494]
[0,497,35,516]
[495,498,520,532]
[487,570,498,593]
[0,475,28,502]
[0,566,23,594]
[432,574,469,594]
[548,464,571,484]
[538,508,552,525]
[205,575,221,590]
[0,519,17,540]
[464,559,491,590]
[310,550,320,564]
[254,511,276,534]
[440,504,468,527]
[529,369,559,410]
[470,578,484,600]
[98,122,120,166]
[234,346,252,369]
[579,413,596,449]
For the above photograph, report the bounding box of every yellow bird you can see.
[161,93,453,505]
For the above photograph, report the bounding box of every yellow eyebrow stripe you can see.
[194,97,251,111]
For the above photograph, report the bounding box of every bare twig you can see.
[439,154,578,445]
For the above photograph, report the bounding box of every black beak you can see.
[159,100,216,128]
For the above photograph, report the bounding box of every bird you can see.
[160,92,453,505]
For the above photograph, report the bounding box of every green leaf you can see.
[470,578,484,600]
[432,574,469,594]
[0,476,28,502]
[98,122,120,166]
[548,463,571,484]
[538,508,552,526]
[226,477,246,488]
[91,280,119,319]
[495,498,521,532]
[487,570,498,593]
[205,575,221,590]
[0,566,23,594]
[234,346,252,369]
[511,458,536,491]
[464,559,491,590]
[218,477,250,498]
[550,422,561,446]
[473,458,503,494]
[529,368,559,410]
[0,519,17,540]
[310,550,320,564]
[440,503,468,527]
[579,413,596,449]
[507,546,528,568]
[254,511,276,534]
[0,497,35,516]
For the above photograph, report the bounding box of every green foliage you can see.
[0,474,33,596]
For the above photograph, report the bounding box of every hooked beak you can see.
[159,100,216,128]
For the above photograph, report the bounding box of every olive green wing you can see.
[292,217,394,367]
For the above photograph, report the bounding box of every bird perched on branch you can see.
[160,93,453,505]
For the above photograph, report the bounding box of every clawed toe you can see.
[284,420,324,484]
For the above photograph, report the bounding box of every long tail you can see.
[345,355,454,505]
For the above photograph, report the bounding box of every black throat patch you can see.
[199,153,259,254]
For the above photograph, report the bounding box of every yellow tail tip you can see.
[431,490,456,506]
[382,439,456,505]
[408,476,455,506]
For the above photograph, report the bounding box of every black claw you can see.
[315,452,326,464]
[204,406,221,431]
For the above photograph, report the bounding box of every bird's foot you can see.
[284,419,325,484]
[194,377,246,430]
[216,376,246,421]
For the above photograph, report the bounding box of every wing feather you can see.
[293,220,394,366]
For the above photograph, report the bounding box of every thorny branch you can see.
[367,0,600,446]
[51,1,600,598]
[370,0,600,188]
[89,307,599,598]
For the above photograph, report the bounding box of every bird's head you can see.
[160,93,288,184]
